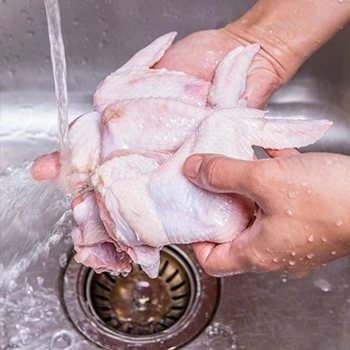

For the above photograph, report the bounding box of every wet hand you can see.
[155,28,285,109]
[183,150,350,278]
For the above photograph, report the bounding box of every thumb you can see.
[183,153,266,201]
[243,73,276,109]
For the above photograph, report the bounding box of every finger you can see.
[183,153,270,202]
[71,194,84,210]
[31,151,61,181]
[192,232,264,277]
[243,72,278,109]
[264,148,300,158]
[71,190,94,210]
[192,241,246,276]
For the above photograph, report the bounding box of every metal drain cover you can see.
[63,245,220,349]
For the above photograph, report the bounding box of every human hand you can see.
[183,150,350,278]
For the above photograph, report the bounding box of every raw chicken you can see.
[60,32,332,278]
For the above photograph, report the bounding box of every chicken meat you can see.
[60,32,332,278]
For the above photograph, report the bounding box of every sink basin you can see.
[1,1,349,349]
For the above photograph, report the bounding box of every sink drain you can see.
[62,245,220,349]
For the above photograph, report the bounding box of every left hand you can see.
[32,25,287,182]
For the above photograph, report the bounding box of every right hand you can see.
[183,150,350,278]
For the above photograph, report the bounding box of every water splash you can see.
[0,210,71,290]
[0,160,79,348]
[205,322,238,349]
[44,0,69,151]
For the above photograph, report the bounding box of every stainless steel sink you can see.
[1,1,349,349]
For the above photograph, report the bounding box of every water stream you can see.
[0,1,77,347]
[44,0,69,151]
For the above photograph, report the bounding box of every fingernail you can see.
[184,155,203,179]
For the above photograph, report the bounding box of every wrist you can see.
[224,0,350,88]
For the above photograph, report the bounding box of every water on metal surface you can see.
[1,0,350,349]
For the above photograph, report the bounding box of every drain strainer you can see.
[63,245,220,349]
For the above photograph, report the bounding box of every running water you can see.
[44,0,69,150]
[0,3,76,347]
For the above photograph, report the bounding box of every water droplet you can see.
[288,260,296,266]
[288,190,299,198]
[292,9,298,14]
[272,257,278,263]
[316,39,321,44]
[306,253,314,259]
[27,30,35,38]
[121,271,129,277]
[300,181,308,187]
[98,40,108,48]
[321,237,327,242]
[281,276,288,283]
[314,279,332,292]
[336,220,343,227]
[307,189,312,194]
[286,180,292,185]
[25,284,33,295]
[338,0,344,3]
[331,251,336,256]
[326,160,333,165]
[37,276,44,287]
[308,235,314,242]
[291,251,296,256]
[240,18,248,24]
[20,9,28,16]
[279,188,286,193]
[286,209,294,216]
[321,263,327,267]
[205,322,237,349]
[304,224,309,230]
[26,17,33,24]
[59,253,67,268]
[50,330,74,350]
[73,18,79,26]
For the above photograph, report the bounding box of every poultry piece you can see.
[60,32,332,278]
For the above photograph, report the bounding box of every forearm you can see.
[226,0,350,83]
